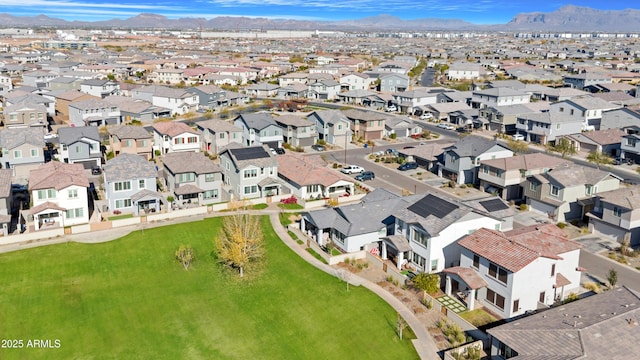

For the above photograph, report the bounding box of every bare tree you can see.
[336,269,352,292]
[175,245,195,271]
[397,312,408,340]
[214,212,264,277]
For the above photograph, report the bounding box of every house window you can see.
[187,137,198,143]
[482,165,489,174]
[626,138,637,147]
[68,189,78,199]
[556,124,561,129]
[174,138,185,144]
[539,291,546,303]
[473,254,479,269]
[550,185,559,197]
[412,253,426,270]
[205,173,215,182]
[244,185,257,194]
[244,169,257,178]
[488,262,508,284]
[513,299,519,312]
[139,179,145,189]
[114,181,131,191]
[125,140,133,147]
[559,107,564,112]
[219,133,225,139]
[529,182,538,191]
[411,228,429,247]
[551,264,556,277]
[13,150,21,159]
[203,189,218,199]
[430,259,438,272]
[65,208,84,219]
[37,189,56,200]
[613,206,622,217]
[485,289,505,310]
[306,185,320,193]
[586,185,597,195]
[115,199,132,209]
[31,149,38,157]
[177,173,195,183]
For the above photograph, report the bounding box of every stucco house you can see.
[196,119,243,155]
[587,185,640,247]
[342,108,385,142]
[0,127,46,180]
[152,121,200,155]
[68,98,121,127]
[58,126,102,168]
[28,162,89,231]
[306,110,352,147]
[162,152,224,206]
[108,125,153,160]
[103,154,162,215]
[276,154,354,200]
[218,144,283,200]
[233,113,282,149]
[273,114,316,148]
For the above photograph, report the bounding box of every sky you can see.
[0,0,636,24]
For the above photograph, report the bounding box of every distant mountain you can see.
[505,5,640,32]
[0,6,639,32]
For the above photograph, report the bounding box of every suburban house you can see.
[152,121,200,155]
[478,153,571,201]
[549,95,621,131]
[379,73,409,93]
[218,144,283,200]
[446,62,482,80]
[79,79,120,98]
[131,85,199,116]
[104,96,172,124]
[339,72,374,91]
[276,154,354,200]
[393,89,439,115]
[524,164,621,223]
[2,102,48,128]
[564,128,626,156]
[233,113,282,149]
[273,114,316,148]
[384,116,422,139]
[4,93,55,118]
[479,103,548,134]
[186,85,227,110]
[162,152,223,206]
[108,125,153,160]
[438,135,514,185]
[397,143,453,172]
[0,127,46,180]
[342,108,385,142]
[103,154,162,215]
[276,83,309,99]
[58,126,102,168]
[68,98,121,127]
[388,193,513,273]
[196,119,243,154]
[28,162,90,231]
[587,185,640,247]
[48,90,97,123]
[471,88,531,109]
[515,112,583,145]
[487,286,640,359]
[246,83,279,97]
[307,79,340,100]
[306,110,352,146]
[563,72,612,90]
[452,224,581,319]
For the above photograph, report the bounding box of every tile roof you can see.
[276,153,352,187]
[0,127,45,149]
[108,125,152,140]
[103,154,157,183]
[162,152,221,175]
[307,109,349,125]
[342,108,386,121]
[504,223,581,260]
[273,114,314,128]
[153,121,197,137]
[597,185,640,209]
[441,267,488,290]
[480,153,570,171]
[457,228,540,272]
[29,162,89,191]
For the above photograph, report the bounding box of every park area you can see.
[0,216,418,359]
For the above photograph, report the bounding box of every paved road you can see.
[579,250,640,290]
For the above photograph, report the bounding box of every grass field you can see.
[0,216,418,359]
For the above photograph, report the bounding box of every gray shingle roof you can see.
[108,125,152,140]
[103,154,157,182]
[444,135,504,158]
[162,152,221,175]
[58,126,100,144]
[0,127,44,149]
[235,113,277,131]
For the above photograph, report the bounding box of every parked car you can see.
[512,133,525,141]
[386,148,399,156]
[355,171,375,181]
[270,148,277,155]
[91,166,102,175]
[44,132,58,141]
[341,165,365,174]
[437,123,455,130]
[311,144,325,151]
[613,157,634,165]
[419,113,433,120]
[275,147,285,155]
[398,162,418,171]
[385,105,397,112]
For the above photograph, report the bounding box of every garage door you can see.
[529,199,557,219]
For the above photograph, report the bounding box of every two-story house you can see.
[587,185,640,246]
[233,113,282,149]
[132,85,199,116]
[379,73,409,93]
[438,135,514,185]
[392,88,440,115]
[185,85,226,110]
[108,125,153,160]
[471,88,531,109]
[2,102,48,128]
[339,72,374,91]
[478,153,571,201]
[306,110,351,147]
[152,121,200,155]
[196,119,243,155]
[68,98,121,127]
[218,144,282,200]
[103,154,161,215]
[0,127,46,180]
[452,224,581,319]
[0,169,12,235]
[58,126,102,168]
[162,152,224,206]
[524,164,621,223]
[515,112,583,145]
[28,162,89,231]
[307,79,340,100]
[276,154,354,200]
[342,109,385,142]
[79,79,120,99]
[549,95,620,131]
[621,131,640,164]
[273,114,316,148]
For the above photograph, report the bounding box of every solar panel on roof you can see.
[233,147,269,161]
[479,198,510,212]
[407,194,458,219]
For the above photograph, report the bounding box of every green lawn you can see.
[0,217,418,360]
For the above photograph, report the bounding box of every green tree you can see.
[607,268,618,288]
[586,150,613,169]
[547,138,577,158]
[412,273,440,301]
[175,245,195,271]
[214,212,265,278]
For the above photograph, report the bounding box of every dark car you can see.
[275,147,285,155]
[355,171,375,181]
[311,144,325,151]
[398,162,418,171]
[91,166,102,175]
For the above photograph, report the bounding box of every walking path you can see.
[0,205,440,359]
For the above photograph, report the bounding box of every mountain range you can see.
[1,6,639,32]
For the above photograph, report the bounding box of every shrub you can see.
[563,292,579,304]
[519,204,528,211]
[556,222,566,229]
[390,133,397,139]
[584,282,601,293]
[280,195,298,205]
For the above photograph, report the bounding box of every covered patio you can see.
[442,266,488,311]
[380,235,412,270]
[130,189,163,216]
[29,201,66,231]
[174,184,203,206]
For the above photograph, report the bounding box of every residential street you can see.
[579,250,640,290]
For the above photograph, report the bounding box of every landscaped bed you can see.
[0,216,418,359]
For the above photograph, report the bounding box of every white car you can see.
[419,113,433,120]
[385,105,397,112]
[44,133,58,141]
[512,133,525,141]
[437,123,455,130]
[341,165,365,174]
